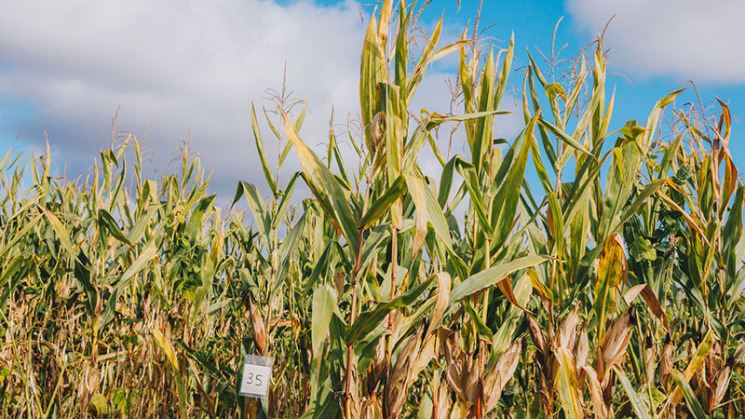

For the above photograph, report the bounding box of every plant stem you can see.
[345,227,366,417]
[388,226,398,329]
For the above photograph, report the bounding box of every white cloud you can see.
[566,0,745,84]
[0,0,367,196]
[0,0,520,202]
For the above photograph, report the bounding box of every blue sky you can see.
[1,0,743,197]
[414,0,745,148]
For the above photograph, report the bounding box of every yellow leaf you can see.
[151,328,179,372]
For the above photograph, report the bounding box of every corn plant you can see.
[0,1,743,418]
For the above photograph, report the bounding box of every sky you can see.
[1,0,744,201]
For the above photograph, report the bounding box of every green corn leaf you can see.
[0,214,42,260]
[529,133,554,195]
[273,172,300,230]
[0,148,12,171]
[276,211,309,289]
[723,186,743,280]
[125,206,158,245]
[346,277,434,344]
[563,59,589,126]
[643,88,685,147]
[455,157,492,235]
[615,367,652,419]
[547,191,564,253]
[184,195,216,241]
[555,348,583,419]
[472,47,497,174]
[302,241,340,294]
[121,242,159,287]
[39,205,75,255]
[394,0,410,95]
[402,124,429,170]
[178,340,231,383]
[295,100,308,132]
[263,106,283,140]
[360,13,384,153]
[405,174,453,251]
[312,284,338,358]
[464,300,493,341]
[659,132,684,178]
[426,109,512,126]
[448,254,549,307]
[282,110,359,254]
[354,222,394,284]
[251,103,278,195]
[538,117,595,161]
[98,209,132,246]
[664,331,716,412]
[193,236,222,320]
[610,178,668,237]
[232,182,268,239]
[101,242,159,328]
[358,175,407,229]
[495,34,514,107]
[437,157,456,207]
[406,14,442,102]
[598,124,643,239]
[562,147,612,223]
[672,371,708,419]
[492,114,536,245]
[381,82,404,181]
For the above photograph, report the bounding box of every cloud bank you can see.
[566,0,745,84]
[0,0,367,195]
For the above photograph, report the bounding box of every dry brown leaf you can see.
[574,327,589,371]
[484,339,523,413]
[557,303,581,350]
[527,313,547,355]
[582,365,609,419]
[659,337,673,391]
[429,272,451,336]
[600,308,634,385]
[248,297,267,356]
[623,284,669,330]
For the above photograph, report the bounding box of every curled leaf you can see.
[594,233,627,341]
[484,339,522,413]
[623,284,669,330]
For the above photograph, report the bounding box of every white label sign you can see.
[239,356,272,399]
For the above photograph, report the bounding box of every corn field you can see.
[1,2,744,418]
